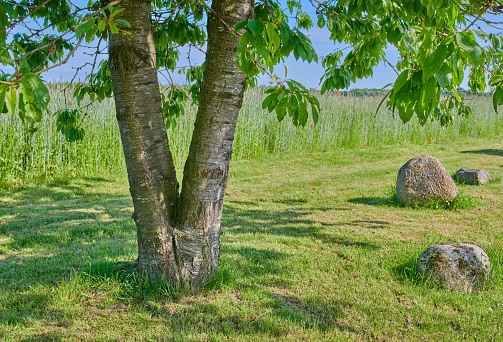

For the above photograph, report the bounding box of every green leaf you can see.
[394,80,411,102]
[489,75,503,87]
[456,31,478,52]
[115,19,131,29]
[247,19,263,36]
[75,19,95,38]
[276,99,287,121]
[423,44,448,79]
[266,23,281,51]
[468,46,483,67]
[289,93,298,108]
[109,23,119,34]
[492,35,500,50]
[393,70,409,94]
[317,15,325,29]
[397,103,414,124]
[86,27,98,43]
[109,7,124,21]
[298,101,308,126]
[23,73,49,110]
[5,86,16,115]
[234,20,248,32]
[435,63,452,89]
[24,103,37,122]
[493,86,503,113]
[262,93,276,109]
[421,76,437,107]
[0,84,7,113]
[473,29,489,42]
[97,18,107,32]
[0,49,13,66]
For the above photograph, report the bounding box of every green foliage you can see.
[162,86,188,129]
[74,60,113,105]
[261,81,319,126]
[315,0,503,126]
[0,0,127,139]
[236,18,318,83]
[55,108,85,142]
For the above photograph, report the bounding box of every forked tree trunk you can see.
[108,0,253,291]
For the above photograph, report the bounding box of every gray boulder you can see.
[396,155,458,206]
[456,168,492,185]
[417,243,491,292]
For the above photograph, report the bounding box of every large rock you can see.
[456,168,492,185]
[396,155,458,206]
[416,243,491,292]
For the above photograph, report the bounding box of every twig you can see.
[464,8,489,32]
[11,0,120,64]
[383,57,399,76]
[153,1,184,31]
[89,37,104,78]
[36,35,85,75]
[2,0,52,34]
[2,0,37,9]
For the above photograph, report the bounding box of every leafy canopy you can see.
[1,0,503,140]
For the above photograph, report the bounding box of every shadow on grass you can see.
[19,333,63,342]
[0,178,136,300]
[333,220,390,229]
[0,178,120,203]
[347,196,400,207]
[1,179,368,338]
[460,149,503,157]
[66,245,358,335]
[223,201,379,250]
[268,292,355,332]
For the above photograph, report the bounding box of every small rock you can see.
[396,155,458,206]
[456,168,492,185]
[416,243,490,292]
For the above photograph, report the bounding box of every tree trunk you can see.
[174,0,254,290]
[108,0,253,290]
[108,0,180,285]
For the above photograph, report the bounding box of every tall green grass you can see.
[0,83,124,188]
[1,83,502,188]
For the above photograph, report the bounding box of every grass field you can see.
[1,135,502,341]
[1,84,502,189]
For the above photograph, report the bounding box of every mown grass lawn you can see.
[0,136,502,341]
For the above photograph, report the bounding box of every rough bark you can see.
[174,0,254,289]
[108,0,180,285]
[108,0,253,290]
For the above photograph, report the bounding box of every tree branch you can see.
[35,35,85,75]
[463,7,489,32]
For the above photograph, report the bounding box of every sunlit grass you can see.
[1,137,502,340]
